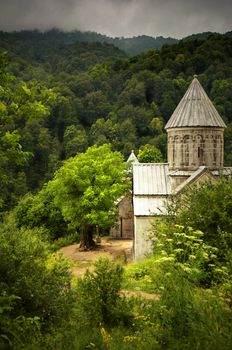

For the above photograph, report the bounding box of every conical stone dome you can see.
[165,77,226,171]
[165,76,226,129]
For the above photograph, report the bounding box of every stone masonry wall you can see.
[167,127,224,170]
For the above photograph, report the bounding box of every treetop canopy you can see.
[47,144,130,229]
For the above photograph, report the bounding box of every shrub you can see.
[164,177,232,250]
[0,216,72,348]
[123,257,156,293]
[146,224,232,349]
[13,187,71,240]
[152,223,229,286]
[75,257,131,327]
[50,231,80,251]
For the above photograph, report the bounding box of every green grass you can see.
[74,260,93,269]
[50,232,80,251]
[122,257,157,293]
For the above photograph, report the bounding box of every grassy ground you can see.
[122,257,157,294]
[59,237,159,298]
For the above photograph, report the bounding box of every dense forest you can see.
[1,30,232,349]
[0,29,178,56]
[1,30,232,214]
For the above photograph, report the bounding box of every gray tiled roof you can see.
[133,163,171,195]
[133,164,231,216]
[165,77,226,129]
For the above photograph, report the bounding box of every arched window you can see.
[173,135,180,167]
[183,135,190,167]
[196,134,204,165]
[213,139,217,165]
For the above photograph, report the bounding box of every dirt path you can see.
[60,236,133,276]
[60,237,159,301]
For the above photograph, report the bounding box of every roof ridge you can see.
[174,166,208,193]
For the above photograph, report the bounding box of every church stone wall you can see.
[169,175,190,190]
[110,194,133,239]
[134,216,157,260]
[167,127,224,170]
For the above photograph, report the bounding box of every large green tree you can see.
[47,144,130,249]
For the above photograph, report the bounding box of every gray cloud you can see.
[0,0,231,38]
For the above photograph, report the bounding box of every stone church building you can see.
[133,76,231,260]
[110,150,138,240]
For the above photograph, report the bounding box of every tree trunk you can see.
[79,225,96,250]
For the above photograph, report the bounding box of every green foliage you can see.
[1,30,232,350]
[148,267,232,350]
[1,33,232,214]
[141,179,232,349]
[153,224,228,286]
[63,124,88,158]
[167,177,232,250]
[0,216,72,348]
[83,90,112,125]
[123,257,157,293]
[0,30,177,60]
[120,223,232,350]
[138,144,163,163]
[14,185,71,240]
[47,144,130,247]
[50,232,80,251]
[0,53,60,212]
[151,177,232,289]
[224,124,232,166]
[75,257,128,327]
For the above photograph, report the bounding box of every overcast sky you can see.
[0,0,231,38]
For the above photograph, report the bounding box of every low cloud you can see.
[0,0,231,38]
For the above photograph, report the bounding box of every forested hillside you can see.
[0,29,178,56]
[1,31,232,214]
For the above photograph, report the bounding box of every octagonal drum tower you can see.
[165,76,226,171]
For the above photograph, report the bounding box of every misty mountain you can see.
[0,29,178,57]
